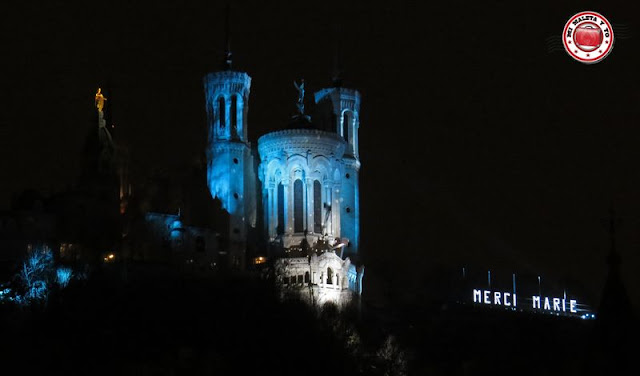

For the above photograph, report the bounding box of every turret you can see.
[202,7,256,270]
[314,84,361,258]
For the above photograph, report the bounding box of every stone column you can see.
[353,113,360,158]
[267,185,275,237]
[237,96,244,140]
[98,110,106,128]
[306,178,314,234]
[262,187,268,237]
[283,179,292,234]
[225,97,231,139]
[301,178,307,232]
[332,184,341,238]
[325,184,332,236]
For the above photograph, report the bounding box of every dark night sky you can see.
[1,0,639,309]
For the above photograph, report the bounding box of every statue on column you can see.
[293,79,305,115]
[95,88,107,113]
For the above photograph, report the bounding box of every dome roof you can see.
[257,128,346,160]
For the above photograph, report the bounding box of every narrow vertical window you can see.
[294,179,304,233]
[277,183,284,235]
[342,111,351,142]
[313,180,322,233]
[218,97,226,128]
[230,95,238,134]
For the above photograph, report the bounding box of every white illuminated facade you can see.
[257,87,361,258]
[203,53,364,306]
[258,129,346,248]
[275,250,364,308]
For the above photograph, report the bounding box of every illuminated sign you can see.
[473,289,578,313]
[473,289,517,307]
[463,269,595,319]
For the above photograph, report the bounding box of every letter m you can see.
[533,296,541,309]
[473,289,482,303]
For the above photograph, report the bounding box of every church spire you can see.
[222,4,232,70]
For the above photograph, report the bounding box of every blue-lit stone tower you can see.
[203,30,256,270]
[201,9,363,302]
[313,86,361,258]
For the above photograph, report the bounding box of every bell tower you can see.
[314,84,361,259]
[203,6,255,270]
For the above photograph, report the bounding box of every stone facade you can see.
[203,71,256,270]
[258,129,346,250]
[274,250,364,308]
[203,63,364,305]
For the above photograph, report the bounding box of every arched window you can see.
[313,180,322,233]
[230,95,238,134]
[294,179,304,233]
[304,271,310,284]
[277,183,284,235]
[342,111,351,142]
[217,96,226,129]
[327,267,334,284]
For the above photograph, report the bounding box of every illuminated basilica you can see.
[203,48,364,306]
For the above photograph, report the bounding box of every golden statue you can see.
[95,88,107,112]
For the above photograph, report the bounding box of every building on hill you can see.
[0,90,131,270]
[202,26,364,305]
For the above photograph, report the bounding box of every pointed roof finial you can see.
[222,3,232,70]
[331,23,344,87]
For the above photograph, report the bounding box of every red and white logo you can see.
[563,11,614,64]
